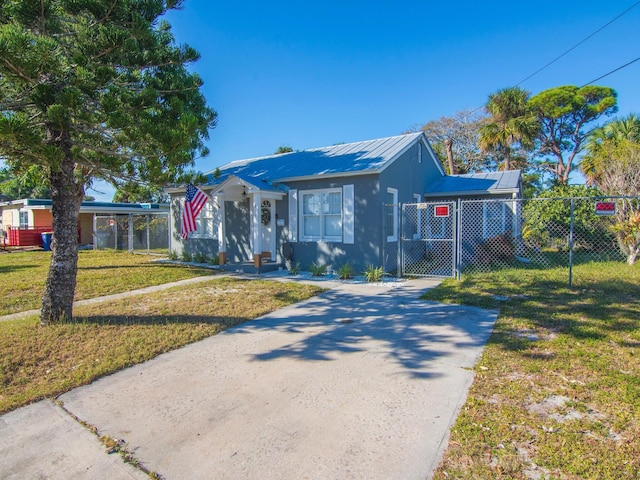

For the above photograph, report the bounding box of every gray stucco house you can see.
[166,132,521,274]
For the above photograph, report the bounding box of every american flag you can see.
[181,184,209,239]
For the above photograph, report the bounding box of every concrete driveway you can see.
[0,278,497,480]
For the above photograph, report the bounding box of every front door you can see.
[260,200,275,259]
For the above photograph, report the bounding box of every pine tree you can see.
[0,0,217,324]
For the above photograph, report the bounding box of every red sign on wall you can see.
[594,202,616,216]
[434,205,450,218]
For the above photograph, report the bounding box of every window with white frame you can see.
[19,211,29,229]
[483,201,506,239]
[191,200,215,239]
[385,188,398,242]
[300,189,342,241]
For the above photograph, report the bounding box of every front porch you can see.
[218,258,282,275]
[212,174,287,271]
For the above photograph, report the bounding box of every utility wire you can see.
[516,0,640,86]
[581,56,640,86]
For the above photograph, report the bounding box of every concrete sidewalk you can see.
[0,278,497,480]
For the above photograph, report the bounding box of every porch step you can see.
[219,261,282,275]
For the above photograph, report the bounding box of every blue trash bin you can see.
[41,232,53,251]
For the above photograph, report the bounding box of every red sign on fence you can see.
[434,205,450,218]
[594,202,616,216]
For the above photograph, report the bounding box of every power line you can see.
[516,0,640,86]
[582,56,640,86]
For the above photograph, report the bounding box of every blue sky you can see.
[90,0,640,200]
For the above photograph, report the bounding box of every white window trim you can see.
[427,214,447,239]
[19,210,29,229]
[299,188,343,242]
[188,198,216,239]
[386,187,398,242]
[483,202,507,239]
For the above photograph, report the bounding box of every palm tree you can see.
[582,114,640,185]
[478,87,539,171]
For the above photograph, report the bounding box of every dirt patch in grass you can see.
[425,262,640,480]
[0,277,323,414]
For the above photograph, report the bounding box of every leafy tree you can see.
[273,146,293,155]
[0,164,51,199]
[0,1,217,324]
[478,86,539,171]
[523,184,612,252]
[583,137,640,264]
[112,182,169,203]
[527,85,617,185]
[418,109,493,174]
[582,114,640,185]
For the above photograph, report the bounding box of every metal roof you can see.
[424,170,522,197]
[0,198,169,214]
[204,132,425,185]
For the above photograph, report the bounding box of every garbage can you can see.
[41,232,53,251]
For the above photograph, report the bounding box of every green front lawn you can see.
[426,262,640,479]
[0,250,214,315]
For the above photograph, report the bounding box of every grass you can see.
[424,262,640,479]
[0,250,215,315]
[0,276,322,414]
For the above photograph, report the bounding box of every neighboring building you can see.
[167,132,522,274]
[0,199,168,248]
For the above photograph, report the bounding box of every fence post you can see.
[568,197,575,288]
[397,203,402,278]
[128,214,133,252]
[146,215,151,254]
[456,199,462,280]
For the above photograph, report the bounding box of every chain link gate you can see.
[400,201,457,278]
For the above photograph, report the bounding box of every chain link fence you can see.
[392,196,640,285]
[94,213,168,254]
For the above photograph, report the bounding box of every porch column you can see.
[251,191,262,268]
[216,195,226,265]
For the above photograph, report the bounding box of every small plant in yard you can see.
[337,262,355,279]
[310,261,327,277]
[363,264,384,282]
[180,251,193,263]
[167,250,178,261]
[208,255,220,266]
[193,252,208,264]
[289,261,301,275]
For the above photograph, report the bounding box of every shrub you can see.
[167,251,178,261]
[181,251,193,263]
[337,262,355,279]
[475,233,515,265]
[310,262,327,277]
[364,264,384,283]
[194,252,208,264]
[289,261,301,275]
[208,255,220,266]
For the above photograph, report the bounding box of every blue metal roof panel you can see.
[204,133,423,185]
[425,170,521,196]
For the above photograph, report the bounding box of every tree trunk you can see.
[444,138,456,175]
[504,147,511,171]
[40,143,84,325]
